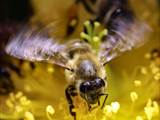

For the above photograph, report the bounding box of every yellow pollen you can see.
[111,101,120,113]
[136,116,144,120]
[70,19,77,27]
[47,66,54,73]
[15,91,23,99]
[130,92,138,102]
[46,105,55,115]
[134,80,142,87]
[6,99,14,108]
[140,67,148,75]
[24,111,35,120]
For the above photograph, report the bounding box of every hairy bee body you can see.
[65,49,106,88]
[63,40,107,108]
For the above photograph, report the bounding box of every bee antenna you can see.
[98,93,108,109]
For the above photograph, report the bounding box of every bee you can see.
[5,0,149,119]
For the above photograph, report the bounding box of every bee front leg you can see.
[65,85,77,120]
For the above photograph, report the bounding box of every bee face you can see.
[80,77,105,104]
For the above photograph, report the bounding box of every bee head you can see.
[79,77,105,104]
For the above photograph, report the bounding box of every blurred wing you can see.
[99,20,150,64]
[98,0,151,64]
[5,27,70,69]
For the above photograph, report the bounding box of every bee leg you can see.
[100,93,108,109]
[65,85,77,120]
[70,104,76,120]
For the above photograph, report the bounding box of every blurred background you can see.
[0,0,159,120]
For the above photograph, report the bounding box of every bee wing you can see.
[5,27,70,69]
[97,0,151,64]
[99,20,150,64]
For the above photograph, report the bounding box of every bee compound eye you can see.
[80,81,91,93]
[100,79,105,87]
[80,83,86,93]
[94,77,105,87]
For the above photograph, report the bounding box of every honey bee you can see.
[5,0,150,119]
